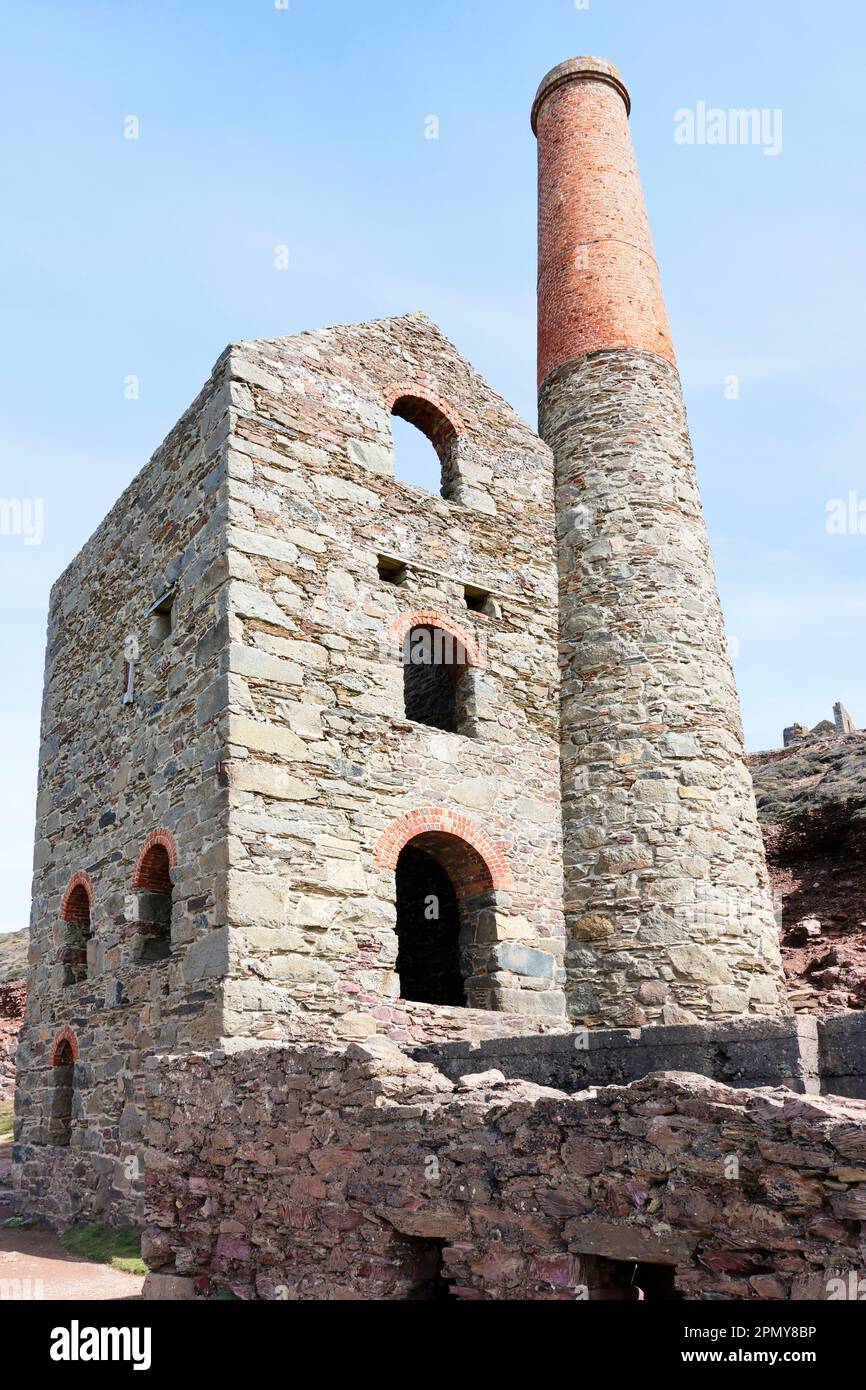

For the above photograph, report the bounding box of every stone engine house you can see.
[14,57,811,1271]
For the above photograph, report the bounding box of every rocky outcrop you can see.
[0,980,26,1102]
[0,929,27,985]
[751,732,866,825]
[750,734,866,1013]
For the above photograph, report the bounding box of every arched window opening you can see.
[393,829,499,1009]
[403,624,474,735]
[133,843,173,963]
[49,1040,75,1147]
[61,880,92,987]
[390,395,459,498]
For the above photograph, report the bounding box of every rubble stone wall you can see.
[142,1039,866,1301]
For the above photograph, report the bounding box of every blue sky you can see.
[1,0,863,934]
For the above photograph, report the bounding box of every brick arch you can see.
[388,610,484,669]
[131,829,178,891]
[50,1025,79,1065]
[382,381,466,466]
[374,808,513,893]
[60,871,93,923]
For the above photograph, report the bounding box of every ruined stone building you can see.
[14,59,866,1300]
[784,702,858,748]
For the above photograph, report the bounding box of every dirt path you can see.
[0,1147,144,1300]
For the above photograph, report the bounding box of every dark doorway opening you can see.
[587,1255,681,1301]
[395,845,466,1006]
[399,1237,455,1301]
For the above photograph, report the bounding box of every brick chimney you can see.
[534,58,788,1027]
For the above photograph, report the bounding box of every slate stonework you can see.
[540,350,786,1028]
[14,313,569,1227]
[141,1041,866,1302]
[14,54,803,1260]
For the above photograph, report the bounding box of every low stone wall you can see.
[142,1039,866,1301]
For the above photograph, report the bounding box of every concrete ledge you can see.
[412,1013,863,1096]
[819,1012,866,1099]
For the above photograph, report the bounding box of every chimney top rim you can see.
[531,56,631,134]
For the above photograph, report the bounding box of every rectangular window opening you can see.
[378,555,408,586]
[464,585,492,614]
[148,589,175,643]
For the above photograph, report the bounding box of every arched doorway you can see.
[391,826,502,1008]
[396,845,465,1005]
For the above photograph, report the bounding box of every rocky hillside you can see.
[0,929,27,985]
[0,981,25,1102]
[750,733,866,1014]
[0,931,27,1105]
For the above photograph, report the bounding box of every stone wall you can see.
[14,358,234,1226]
[15,311,569,1228]
[142,1039,866,1301]
[218,313,567,1044]
[414,1011,866,1100]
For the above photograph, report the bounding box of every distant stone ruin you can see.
[784,702,857,748]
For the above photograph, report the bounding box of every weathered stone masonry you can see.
[15,359,233,1224]
[15,313,569,1226]
[534,58,787,1027]
[142,1039,866,1302]
[220,315,567,1046]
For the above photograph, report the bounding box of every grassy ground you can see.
[59,1224,148,1276]
[0,1098,13,1143]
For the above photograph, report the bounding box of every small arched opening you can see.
[60,874,93,986]
[131,834,175,963]
[387,390,461,499]
[49,1035,77,1147]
